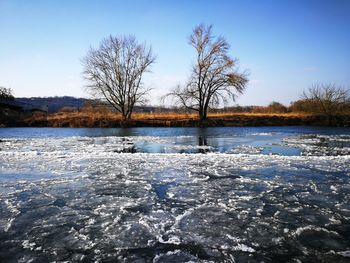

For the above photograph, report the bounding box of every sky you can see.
[1,0,350,106]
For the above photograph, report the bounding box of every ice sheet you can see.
[0,135,349,262]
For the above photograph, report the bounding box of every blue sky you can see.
[1,0,350,106]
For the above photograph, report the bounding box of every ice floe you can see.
[0,133,349,262]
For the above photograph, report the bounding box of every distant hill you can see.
[14,96,88,113]
[8,96,173,113]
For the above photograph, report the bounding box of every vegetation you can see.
[302,83,349,124]
[2,24,350,127]
[165,24,248,122]
[3,95,350,127]
[83,35,156,121]
[22,108,350,128]
[0,87,15,101]
[266,101,288,113]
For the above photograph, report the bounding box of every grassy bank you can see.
[15,111,350,127]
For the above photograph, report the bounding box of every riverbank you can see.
[3,111,348,127]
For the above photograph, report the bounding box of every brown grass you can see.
[48,111,312,121]
[22,110,348,127]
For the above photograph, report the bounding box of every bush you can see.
[0,87,14,101]
[289,99,319,113]
[266,101,288,113]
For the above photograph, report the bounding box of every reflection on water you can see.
[198,136,209,153]
[1,126,350,156]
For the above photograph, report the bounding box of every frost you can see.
[336,251,350,257]
[227,145,263,154]
[294,225,340,237]
[232,243,255,253]
[22,240,36,250]
[283,134,350,156]
[250,132,275,136]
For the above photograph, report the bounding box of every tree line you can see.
[2,24,349,124]
[83,24,349,123]
[83,24,248,122]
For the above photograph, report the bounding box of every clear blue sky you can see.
[1,0,350,106]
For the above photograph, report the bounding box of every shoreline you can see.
[2,112,350,128]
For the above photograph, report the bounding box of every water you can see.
[0,127,349,262]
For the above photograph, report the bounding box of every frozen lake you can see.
[0,127,350,262]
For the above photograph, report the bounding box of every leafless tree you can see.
[267,101,288,113]
[83,35,155,121]
[303,83,349,124]
[0,87,14,101]
[164,24,248,121]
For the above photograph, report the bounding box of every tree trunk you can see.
[199,108,207,124]
[120,113,129,127]
[200,103,209,121]
[122,114,128,121]
[327,114,333,126]
[127,112,132,120]
[199,112,205,122]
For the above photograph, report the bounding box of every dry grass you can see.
[51,111,120,121]
[44,111,312,122]
[23,110,349,127]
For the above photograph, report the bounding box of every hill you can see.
[10,96,172,113]
[14,96,88,113]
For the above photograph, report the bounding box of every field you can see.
[21,111,349,127]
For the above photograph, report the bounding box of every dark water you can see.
[1,126,350,155]
[0,127,349,262]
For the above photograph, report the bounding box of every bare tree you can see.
[0,87,14,101]
[267,101,288,113]
[83,35,155,121]
[303,83,349,124]
[165,24,248,121]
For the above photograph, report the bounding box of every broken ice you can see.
[0,127,349,262]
